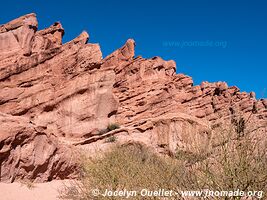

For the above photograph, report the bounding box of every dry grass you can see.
[192,120,267,199]
[60,143,185,199]
[61,118,267,200]
[19,179,36,189]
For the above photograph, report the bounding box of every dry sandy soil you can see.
[0,180,68,200]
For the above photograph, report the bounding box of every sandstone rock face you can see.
[0,14,266,182]
[0,113,78,182]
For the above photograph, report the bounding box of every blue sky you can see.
[1,0,266,98]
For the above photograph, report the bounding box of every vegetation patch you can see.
[105,135,117,143]
[61,120,267,200]
[98,123,120,135]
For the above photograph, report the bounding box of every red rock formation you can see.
[0,14,266,182]
[0,113,78,182]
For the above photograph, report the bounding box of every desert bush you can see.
[20,179,36,189]
[61,116,267,200]
[98,123,120,136]
[188,118,267,199]
[105,135,117,143]
[107,123,120,131]
[60,143,185,200]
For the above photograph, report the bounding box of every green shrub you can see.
[107,123,120,131]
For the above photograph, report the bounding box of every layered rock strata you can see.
[0,14,266,182]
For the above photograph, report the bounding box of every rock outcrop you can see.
[0,113,78,182]
[0,14,266,182]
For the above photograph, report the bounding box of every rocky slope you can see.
[0,14,266,182]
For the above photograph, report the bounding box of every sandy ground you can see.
[0,180,68,200]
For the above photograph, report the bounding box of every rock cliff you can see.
[0,14,266,182]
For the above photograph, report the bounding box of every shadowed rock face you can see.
[0,14,266,182]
